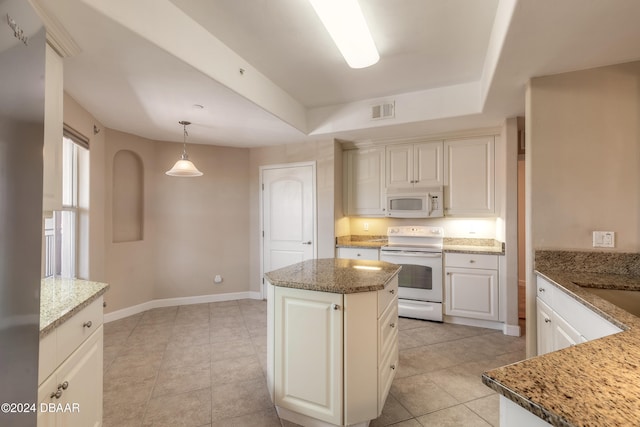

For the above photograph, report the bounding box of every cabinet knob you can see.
[389,289,395,295]
[356,253,361,257]
[538,288,545,293]
[390,322,396,328]
[58,381,69,391]
[544,318,551,323]
[83,321,93,328]
[332,304,341,311]
[50,389,62,399]
[302,241,312,245]
[390,364,396,370]
[469,260,476,263]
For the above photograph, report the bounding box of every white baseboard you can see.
[502,323,522,337]
[104,291,262,323]
[443,315,521,336]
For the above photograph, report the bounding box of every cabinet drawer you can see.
[445,253,498,269]
[56,297,103,364]
[536,276,554,305]
[337,247,379,261]
[39,331,56,385]
[378,302,398,360]
[378,344,398,412]
[378,276,398,314]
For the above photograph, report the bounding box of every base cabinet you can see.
[536,275,621,356]
[38,297,104,427]
[268,277,399,426]
[445,253,499,321]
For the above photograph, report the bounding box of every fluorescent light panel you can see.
[308,0,379,69]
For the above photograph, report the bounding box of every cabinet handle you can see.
[356,253,361,257]
[332,304,341,311]
[469,260,476,263]
[50,389,62,399]
[83,321,93,328]
[390,363,396,370]
[58,381,69,391]
[390,322,396,328]
[544,318,551,323]
[302,241,312,245]
[389,289,395,295]
[538,288,545,293]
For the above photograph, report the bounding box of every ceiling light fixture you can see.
[308,0,379,69]
[165,120,203,177]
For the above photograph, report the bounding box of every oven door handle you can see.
[381,251,442,258]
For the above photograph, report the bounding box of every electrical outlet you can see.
[363,222,369,231]
[593,231,615,248]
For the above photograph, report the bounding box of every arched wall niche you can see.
[112,149,144,242]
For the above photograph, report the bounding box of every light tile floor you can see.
[103,300,526,427]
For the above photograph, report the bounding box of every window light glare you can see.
[308,0,379,69]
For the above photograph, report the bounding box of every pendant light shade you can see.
[166,121,203,177]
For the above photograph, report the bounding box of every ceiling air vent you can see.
[371,101,395,120]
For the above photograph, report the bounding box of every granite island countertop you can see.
[40,277,110,337]
[482,251,640,427]
[264,258,401,294]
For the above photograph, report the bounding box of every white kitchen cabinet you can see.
[535,275,621,356]
[38,297,104,427]
[344,147,385,216]
[445,253,499,321]
[42,43,63,213]
[336,247,379,261]
[269,277,399,426]
[386,141,443,189]
[444,137,495,216]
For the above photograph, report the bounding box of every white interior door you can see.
[262,163,315,296]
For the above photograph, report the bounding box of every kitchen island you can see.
[265,258,401,427]
[483,251,640,426]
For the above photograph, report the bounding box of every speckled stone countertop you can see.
[443,238,505,255]
[40,277,109,337]
[482,250,640,427]
[336,235,505,255]
[264,258,401,294]
[335,235,388,249]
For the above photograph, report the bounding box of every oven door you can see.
[379,251,443,303]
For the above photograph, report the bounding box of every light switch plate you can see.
[593,231,615,248]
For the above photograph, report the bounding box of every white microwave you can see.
[385,187,444,218]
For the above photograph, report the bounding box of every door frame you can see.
[259,161,317,299]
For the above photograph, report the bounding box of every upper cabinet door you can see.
[444,137,495,216]
[386,141,443,189]
[344,147,385,216]
[42,44,63,212]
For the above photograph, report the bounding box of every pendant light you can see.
[165,120,203,177]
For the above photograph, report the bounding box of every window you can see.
[44,126,89,278]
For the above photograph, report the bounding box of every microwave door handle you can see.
[428,194,434,215]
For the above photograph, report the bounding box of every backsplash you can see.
[535,250,640,276]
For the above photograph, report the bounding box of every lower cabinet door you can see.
[38,327,103,427]
[445,268,499,321]
[274,287,343,425]
[536,298,554,356]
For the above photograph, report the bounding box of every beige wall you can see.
[530,61,640,251]
[248,140,337,293]
[153,141,250,299]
